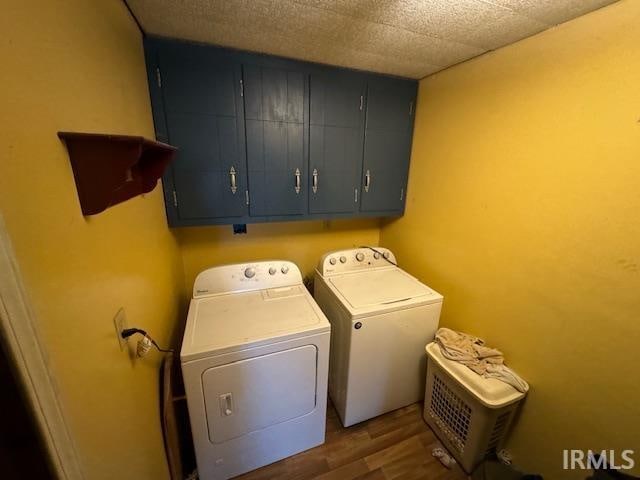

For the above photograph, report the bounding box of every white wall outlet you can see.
[497,449,513,465]
[114,308,127,351]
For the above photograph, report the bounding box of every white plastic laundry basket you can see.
[423,342,528,473]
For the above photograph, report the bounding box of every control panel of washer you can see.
[193,260,303,297]
[317,248,397,276]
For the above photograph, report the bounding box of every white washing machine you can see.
[181,261,330,480]
[314,247,443,427]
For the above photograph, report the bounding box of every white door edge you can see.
[0,212,84,480]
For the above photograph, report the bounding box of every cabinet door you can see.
[159,43,248,221]
[309,71,365,214]
[244,64,307,217]
[361,77,417,213]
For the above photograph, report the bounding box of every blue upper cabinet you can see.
[309,70,366,214]
[147,39,248,225]
[360,76,417,214]
[144,37,417,226]
[244,62,308,217]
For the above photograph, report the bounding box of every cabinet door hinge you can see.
[156,67,162,88]
[245,190,250,205]
[172,190,178,207]
[240,79,244,97]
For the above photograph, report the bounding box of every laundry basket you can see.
[423,342,528,473]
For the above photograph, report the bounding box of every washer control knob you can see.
[268,267,277,275]
[356,252,365,262]
[373,252,380,259]
[281,265,289,274]
[339,256,347,264]
[383,251,391,259]
[244,267,256,279]
[329,257,337,265]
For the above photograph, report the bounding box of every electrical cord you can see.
[358,246,398,267]
[121,328,174,354]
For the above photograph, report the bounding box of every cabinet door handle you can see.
[229,167,237,194]
[364,170,371,193]
[294,168,301,194]
[312,169,318,193]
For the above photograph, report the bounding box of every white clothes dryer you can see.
[181,261,330,480]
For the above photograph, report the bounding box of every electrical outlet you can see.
[114,308,127,351]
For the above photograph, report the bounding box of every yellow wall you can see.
[177,219,380,299]
[5,0,637,478]
[381,1,640,477]
[0,1,184,479]
[0,4,379,477]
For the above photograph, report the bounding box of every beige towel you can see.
[435,328,529,393]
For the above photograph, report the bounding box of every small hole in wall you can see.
[233,224,247,235]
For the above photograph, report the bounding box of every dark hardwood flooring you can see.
[236,402,468,480]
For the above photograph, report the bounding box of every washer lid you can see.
[329,268,436,309]
[181,286,329,361]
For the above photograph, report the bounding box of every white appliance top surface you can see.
[182,261,330,361]
[316,248,443,317]
[329,268,436,309]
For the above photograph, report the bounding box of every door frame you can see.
[0,213,84,479]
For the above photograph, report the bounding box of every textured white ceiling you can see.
[128,0,618,79]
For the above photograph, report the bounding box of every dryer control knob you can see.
[373,252,380,259]
[281,265,289,274]
[268,267,277,275]
[329,257,337,265]
[244,267,256,278]
[383,251,390,259]
[356,252,365,262]
[339,256,347,264]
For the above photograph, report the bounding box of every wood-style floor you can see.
[236,402,468,480]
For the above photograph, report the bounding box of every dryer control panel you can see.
[193,261,303,297]
[317,248,397,276]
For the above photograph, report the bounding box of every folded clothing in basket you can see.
[435,328,529,393]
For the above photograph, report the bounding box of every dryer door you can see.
[202,345,318,443]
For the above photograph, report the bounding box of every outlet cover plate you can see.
[114,308,127,351]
